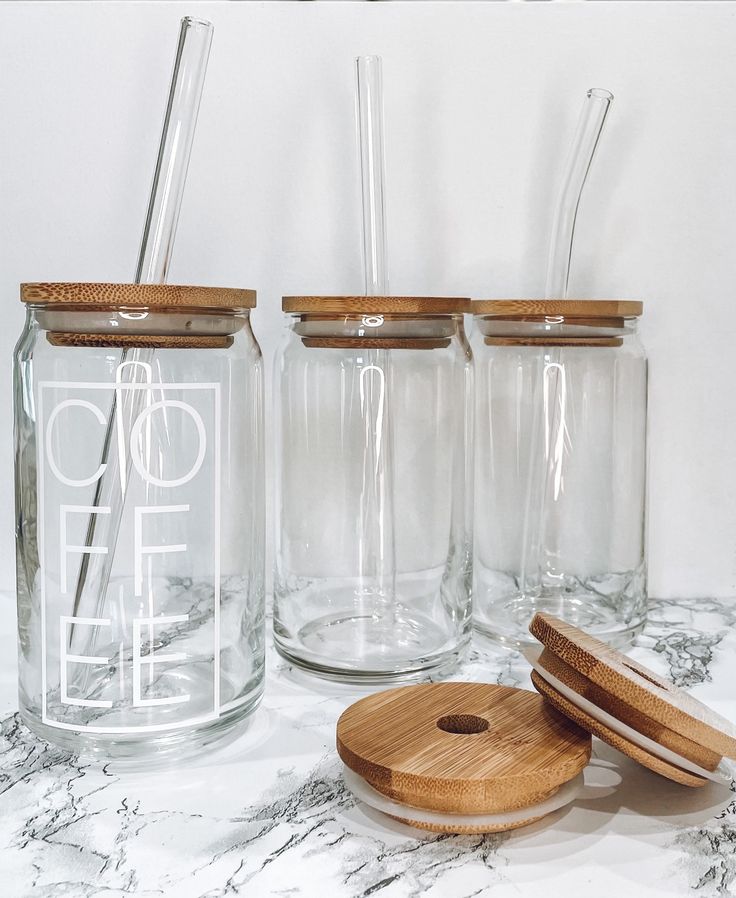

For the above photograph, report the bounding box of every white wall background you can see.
[0,1,734,598]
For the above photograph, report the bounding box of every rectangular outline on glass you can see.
[39,380,221,734]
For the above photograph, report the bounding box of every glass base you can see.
[274,609,470,684]
[474,591,646,650]
[19,685,263,767]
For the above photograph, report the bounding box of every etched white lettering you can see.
[133,505,189,597]
[132,615,190,706]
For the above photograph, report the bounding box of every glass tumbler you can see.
[472,299,647,648]
[14,282,265,760]
[274,296,473,681]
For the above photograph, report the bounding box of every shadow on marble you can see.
[333,740,734,849]
[571,741,734,830]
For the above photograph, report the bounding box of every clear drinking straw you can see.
[519,88,613,602]
[70,17,214,650]
[545,88,613,299]
[356,56,389,296]
[354,56,396,614]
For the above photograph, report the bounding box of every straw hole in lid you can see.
[436,714,490,735]
[621,661,670,691]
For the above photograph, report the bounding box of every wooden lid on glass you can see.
[472,299,643,317]
[21,283,256,310]
[283,296,470,315]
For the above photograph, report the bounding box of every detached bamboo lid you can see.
[21,282,256,310]
[283,296,469,315]
[337,682,590,833]
[472,299,643,317]
[529,613,736,787]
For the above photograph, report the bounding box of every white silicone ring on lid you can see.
[342,764,584,830]
[524,646,732,785]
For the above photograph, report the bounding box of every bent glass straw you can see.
[354,56,397,612]
[545,88,613,299]
[70,17,214,646]
[519,88,613,600]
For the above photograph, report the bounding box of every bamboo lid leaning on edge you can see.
[527,612,736,787]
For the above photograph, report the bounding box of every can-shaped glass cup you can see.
[471,299,647,648]
[14,283,265,760]
[274,296,473,681]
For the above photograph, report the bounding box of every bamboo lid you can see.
[337,682,590,832]
[484,336,624,348]
[472,299,643,317]
[530,668,709,787]
[282,296,469,315]
[529,613,736,785]
[21,283,256,310]
[47,333,233,350]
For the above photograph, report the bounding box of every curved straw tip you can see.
[181,16,215,32]
[587,87,614,102]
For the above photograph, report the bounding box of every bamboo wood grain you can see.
[530,671,707,788]
[283,296,470,315]
[536,648,720,770]
[489,316,626,328]
[21,282,256,309]
[390,809,548,836]
[298,313,457,322]
[472,299,643,318]
[530,613,736,760]
[337,682,591,819]
[484,336,624,348]
[301,337,451,350]
[47,333,234,349]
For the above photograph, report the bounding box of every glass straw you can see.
[356,56,389,296]
[519,87,614,603]
[70,17,214,648]
[545,88,613,299]
[135,17,214,284]
[354,55,396,612]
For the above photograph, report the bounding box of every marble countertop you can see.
[2,596,736,898]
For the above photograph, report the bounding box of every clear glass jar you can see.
[14,283,264,761]
[471,300,647,648]
[274,296,473,681]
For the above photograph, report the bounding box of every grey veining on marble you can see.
[1,597,736,898]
